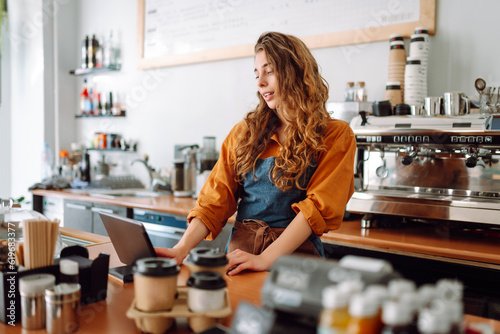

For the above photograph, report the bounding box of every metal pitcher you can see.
[443,92,470,116]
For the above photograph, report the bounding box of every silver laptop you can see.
[99,212,157,282]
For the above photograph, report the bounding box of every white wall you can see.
[3,0,500,199]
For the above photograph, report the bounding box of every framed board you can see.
[137,0,435,69]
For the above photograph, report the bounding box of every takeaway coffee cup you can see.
[187,271,227,332]
[133,258,180,334]
[186,247,228,276]
[133,257,180,311]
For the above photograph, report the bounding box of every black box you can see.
[0,245,109,324]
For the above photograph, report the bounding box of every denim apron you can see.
[227,157,325,257]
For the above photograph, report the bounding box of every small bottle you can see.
[95,36,103,68]
[59,259,79,284]
[88,88,94,115]
[388,278,416,301]
[96,93,103,116]
[418,307,452,334]
[355,81,367,102]
[90,34,98,69]
[381,300,413,334]
[199,136,218,173]
[79,80,89,116]
[345,82,355,102]
[87,35,94,69]
[80,149,91,182]
[317,285,350,334]
[81,35,89,69]
[347,293,382,334]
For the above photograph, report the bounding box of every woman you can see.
[156,32,356,275]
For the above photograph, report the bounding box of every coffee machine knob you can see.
[465,156,477,168]
[401,155,414,165]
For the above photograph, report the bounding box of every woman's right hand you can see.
[154,247,186,266]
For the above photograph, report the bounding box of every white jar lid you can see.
[19,274,56,295]
[59,259,79,276]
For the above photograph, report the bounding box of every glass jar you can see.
[198,136,218,173]
[0,199,63,267]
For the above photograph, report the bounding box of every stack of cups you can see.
[404,57,425,108]
[406,27,430,108]
[387,34,406,104]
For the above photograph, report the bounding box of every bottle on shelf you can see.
[345,82,355,102]
[81,35,89,69]
[355,81,367,102]
[79,80,89,116]
[95,36,103,68]
[90,35,98,69]
[96,93,104,115]
[80,149,91,182]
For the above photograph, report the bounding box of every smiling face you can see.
[254,50,280,110]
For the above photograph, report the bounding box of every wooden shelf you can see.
[69,65,121,76]
[75,113,125,118]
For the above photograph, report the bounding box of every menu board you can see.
[137,0,435,69]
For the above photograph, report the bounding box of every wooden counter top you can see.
[31,189,197,216]
[322,220,500,268]
[2,229,499,333]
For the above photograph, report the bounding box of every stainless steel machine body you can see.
[347,114,500,226]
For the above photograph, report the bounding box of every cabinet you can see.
[42,196,64,225]
[63,199,129,236]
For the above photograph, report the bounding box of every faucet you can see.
[131,155,168,192]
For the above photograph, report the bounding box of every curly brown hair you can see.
[234,32,330,191]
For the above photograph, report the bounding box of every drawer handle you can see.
[91,207,115,214]
[66,203,87,210]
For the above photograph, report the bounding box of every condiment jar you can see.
[45,283,81,334]
[19,274,56,330]
[185,247,228,276]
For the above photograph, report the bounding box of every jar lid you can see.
[133,257,180,277]
[187,247,228,267]
[60,259,79,276]
[187,271,227,290]
[19,274,56,295]
[45,283,81,303]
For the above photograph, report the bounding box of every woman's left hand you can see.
[225,249,272,276]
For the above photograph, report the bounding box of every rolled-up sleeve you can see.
[291,119,356,235]
[187,122,244,240]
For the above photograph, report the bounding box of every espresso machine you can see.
[347,113,500,228]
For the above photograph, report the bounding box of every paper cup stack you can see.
[405,27,430,107]
[387,34,406,102]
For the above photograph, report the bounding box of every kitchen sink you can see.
[88,189,165,198]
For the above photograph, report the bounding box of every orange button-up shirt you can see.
[188,118,356,240]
